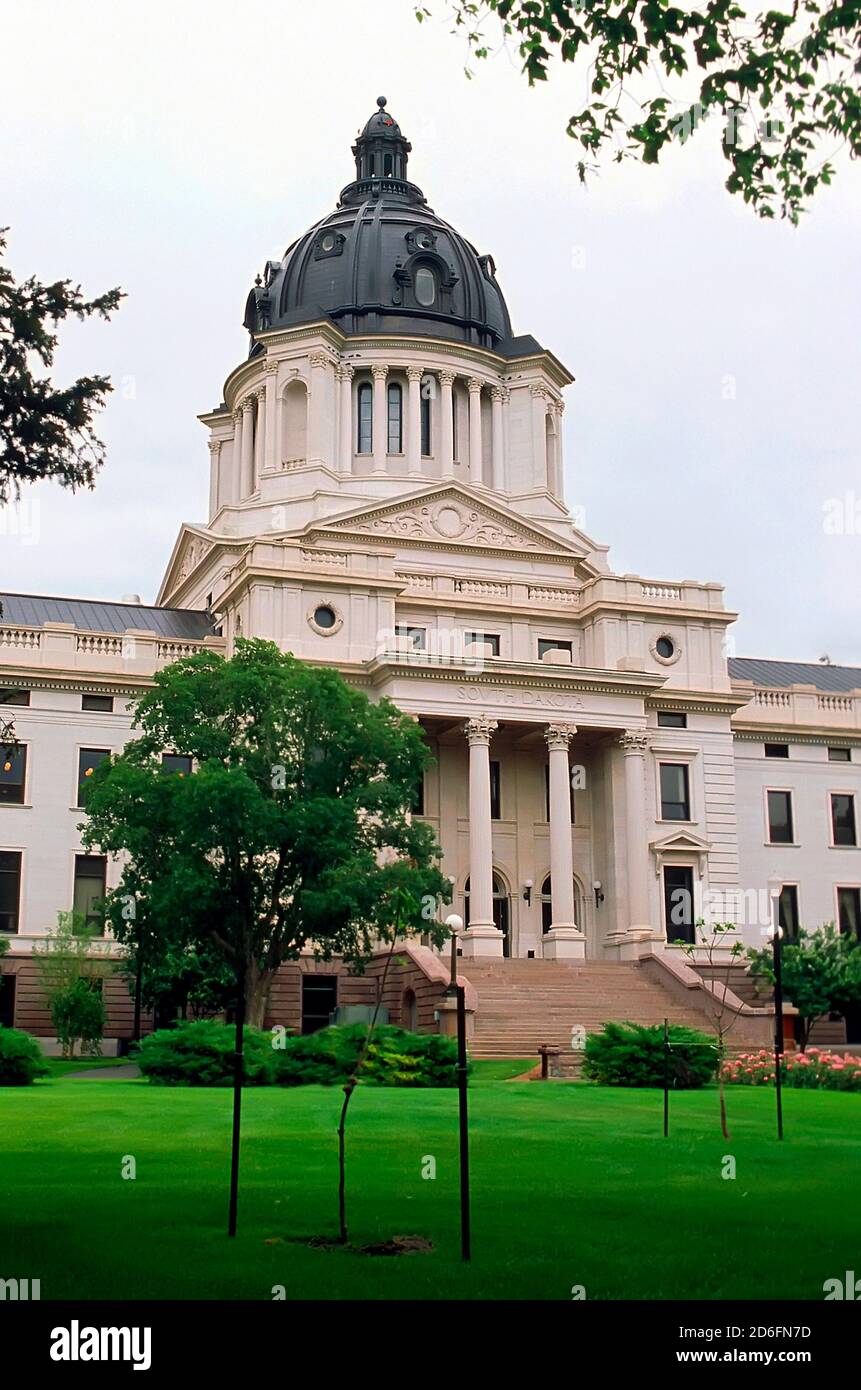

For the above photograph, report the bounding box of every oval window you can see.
[656,636,675,659]
[320,233,336,252]
[313,605,337,630]
[414,267,436,307]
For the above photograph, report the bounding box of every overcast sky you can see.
[2,0,859,663]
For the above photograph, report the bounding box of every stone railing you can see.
[733,681,861,732]
[640,583,682,601]
[453,578,509,598]
[0,625,41,650]
[0,620,224,677]
[528,585,579,605]
[77,634,124,656]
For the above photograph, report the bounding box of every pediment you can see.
[304,485,590,560]
[157,526,217,605]
[650,830,712,861]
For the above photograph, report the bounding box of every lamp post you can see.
[445,912,470,1261]
[767,877,785,1141]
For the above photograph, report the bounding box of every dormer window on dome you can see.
[414,266,436,307]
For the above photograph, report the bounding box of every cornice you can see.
[646,691,751,715]
[733,726,861,746]
[363,655,667,699]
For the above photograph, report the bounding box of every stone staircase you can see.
[459,958,718,1071]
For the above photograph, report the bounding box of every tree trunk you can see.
[244,961,272,1031]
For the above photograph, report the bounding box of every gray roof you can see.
[0,592,213,639]
[729,657,861,693]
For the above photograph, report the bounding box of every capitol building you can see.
[2,100,859,1050]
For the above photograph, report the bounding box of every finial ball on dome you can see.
[377,95,387,108]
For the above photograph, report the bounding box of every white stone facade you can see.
[2,123,860,1006]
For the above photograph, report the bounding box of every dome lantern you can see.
[349,96,413,191]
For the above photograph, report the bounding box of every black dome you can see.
[244,99,514,355]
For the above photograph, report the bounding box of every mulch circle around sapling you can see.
[281,1234,433,1256]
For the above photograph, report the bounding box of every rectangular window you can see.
[663,865,695,945]
[657,711,687,729]
[660,763,690,820]
[490,761,501,821]
[421,392,431,456]
[837,887,861,939]
[0,689,30,707]
[73,855,107,933]
[161,754,193,777]
[767,789,794,844]
[764,742,790,759]
[538,639,573,660]
[301,974,338,1035]
[0,973,15,1027]
[357,384,373,454]
[82,694,113,713]
[395,625,426,651]
[78,748,109,807]
[831,793,857,847]
[544,763,576,823]
[0,851,22,934]
[465,631,500,656]
[778,884,800,943]
[828,747,851,763]
[387,384,403,453]
[0,745,27,805]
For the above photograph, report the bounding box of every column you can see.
[308,351,331,466]
[618,731,653,946]
[440,371,455,478]
[208,439,221,518]
[468,377,483,485]
[491,386,505,491]
[461,717,503,958]
[253,388,265,491]
[264,360,278,473]
[231,409,243,504]
[543,723,586,959]
[240,396,255,499]
[531,383,549,488]
[371,363,388,475]
[406,366,423,475]
[337,364,354,474]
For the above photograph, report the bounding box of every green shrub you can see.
[272,1024,459,1088]
[582,1020,717,1089]
[136,1020,460,1088]
[136,1020,275,1086]
[0,1026,50,1085]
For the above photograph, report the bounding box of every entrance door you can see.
[301,975,338,1034]
[663,866,695,945]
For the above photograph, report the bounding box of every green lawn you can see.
[1,1069,858,1300]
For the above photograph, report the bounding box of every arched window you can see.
[384,153,393,176]
[357,383,373,454]
[421,388,432,456]
[414,266,437,307]
[540,875,584,933]
[387,382,403,453]
[282,379,307,464]
[464,874,510,955]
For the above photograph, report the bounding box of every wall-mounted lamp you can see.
[522,879,533,907]
[593,880,605,909]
